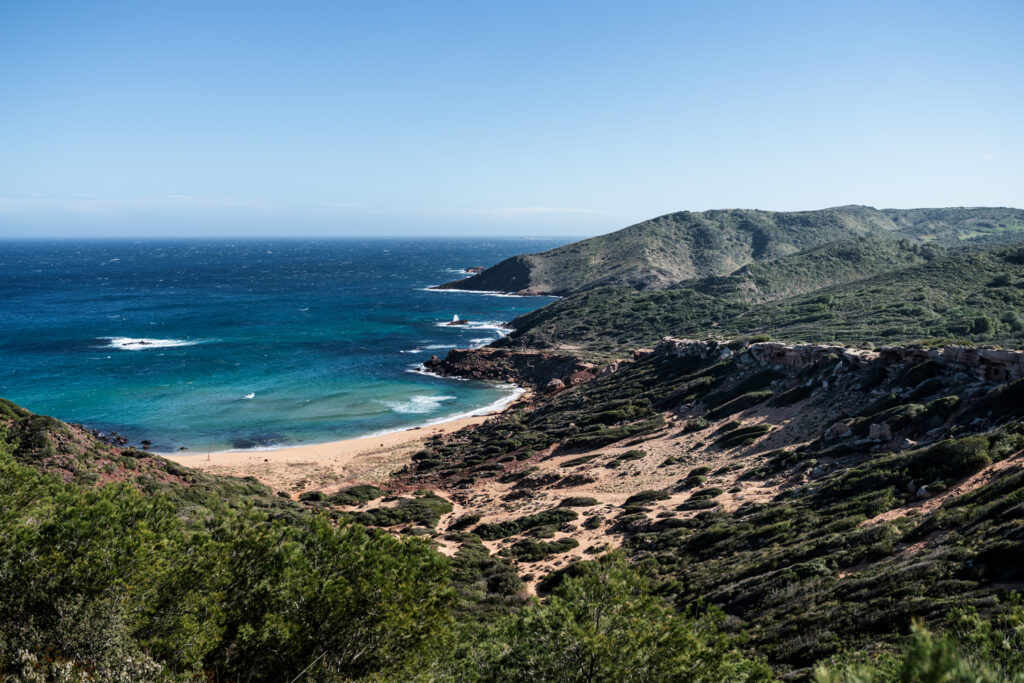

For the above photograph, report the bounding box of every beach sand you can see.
[163,414,492,497]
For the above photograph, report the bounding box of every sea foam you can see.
[382,394,457,414]
[99,337,202,351]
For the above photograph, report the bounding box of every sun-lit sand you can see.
[163,414,493,496]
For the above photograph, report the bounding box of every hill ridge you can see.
[437,205,1024,295]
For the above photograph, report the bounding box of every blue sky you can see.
[1,1,1021,237]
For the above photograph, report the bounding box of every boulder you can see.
[565,370,595,386]
[545,378,566,393]
[868,423,892,441]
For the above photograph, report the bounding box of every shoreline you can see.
[158,381,524,457]
[164,387,531,495]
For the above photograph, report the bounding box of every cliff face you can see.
[658,337,1024,383]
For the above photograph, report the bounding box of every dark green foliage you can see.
[349,491,453,528]
[563,415,666,449]
[449,534,523,613]
[0,445,453,681]
[706,390,774,421]
[560,454,599,467]
[624,490,670,506]
[449,513,482,530]
[474,553,772,681]
[684,417,711,432]
[676,498,720,511]
[472,508,579,541]
[715,424,773,449]
[558,496,600,507]
[770,384,815,407]
[328,484,386,506]
[814,617,1024,682]
[505,537,580,562]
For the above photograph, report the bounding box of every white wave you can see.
[400,343,457,354]
[422,285,561,299]
[406,364,470,380]
[382,394,457,414]
[469,337,495,348]
[99,337,202,351]
[435,384,526,420]
[242,393,255,400]
[434,320,512,335]
[359,383,526,439]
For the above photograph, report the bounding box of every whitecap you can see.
[433,320,512,335]
[381,394,457,414]
[98,337,203,351]
[421,285,560,299]
[242,393,255,400]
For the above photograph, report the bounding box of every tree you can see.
[477,553,771,682]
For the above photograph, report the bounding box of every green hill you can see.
[437,206,1024,295]
[498,241,1024,356]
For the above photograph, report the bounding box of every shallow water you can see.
[0,238,564,451]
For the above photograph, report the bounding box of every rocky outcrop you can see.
[655,337,1024,383]
[423,348,595,389]
[432,255,539,294]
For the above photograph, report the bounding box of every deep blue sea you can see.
[0,239,565,452]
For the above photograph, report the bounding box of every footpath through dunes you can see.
[434,205,1024,295]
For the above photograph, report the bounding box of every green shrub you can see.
[328,484,385,506]
[706,391,774,421]
[623,490,670,506]
[473,508,579,540]
[449,513,482,530]
[559,496,600,507]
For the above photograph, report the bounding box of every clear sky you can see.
[1,1,1021,238]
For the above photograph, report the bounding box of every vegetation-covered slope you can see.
[438,206,1024,295]
[500,241,1024,356]
[404,336,1024,676]
[0,396,769,681]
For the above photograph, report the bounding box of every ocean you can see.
[0,238,565,452]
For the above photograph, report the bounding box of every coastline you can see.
[165,388,532,496]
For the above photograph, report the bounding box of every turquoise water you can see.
[0,239,564,451]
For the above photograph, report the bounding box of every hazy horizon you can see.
[2,1,1022,238]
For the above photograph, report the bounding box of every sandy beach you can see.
[164,413,496,497]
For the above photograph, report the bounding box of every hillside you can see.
[396,336,1024,674]
[499,241,1024,357]
[436,206,1024,295]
